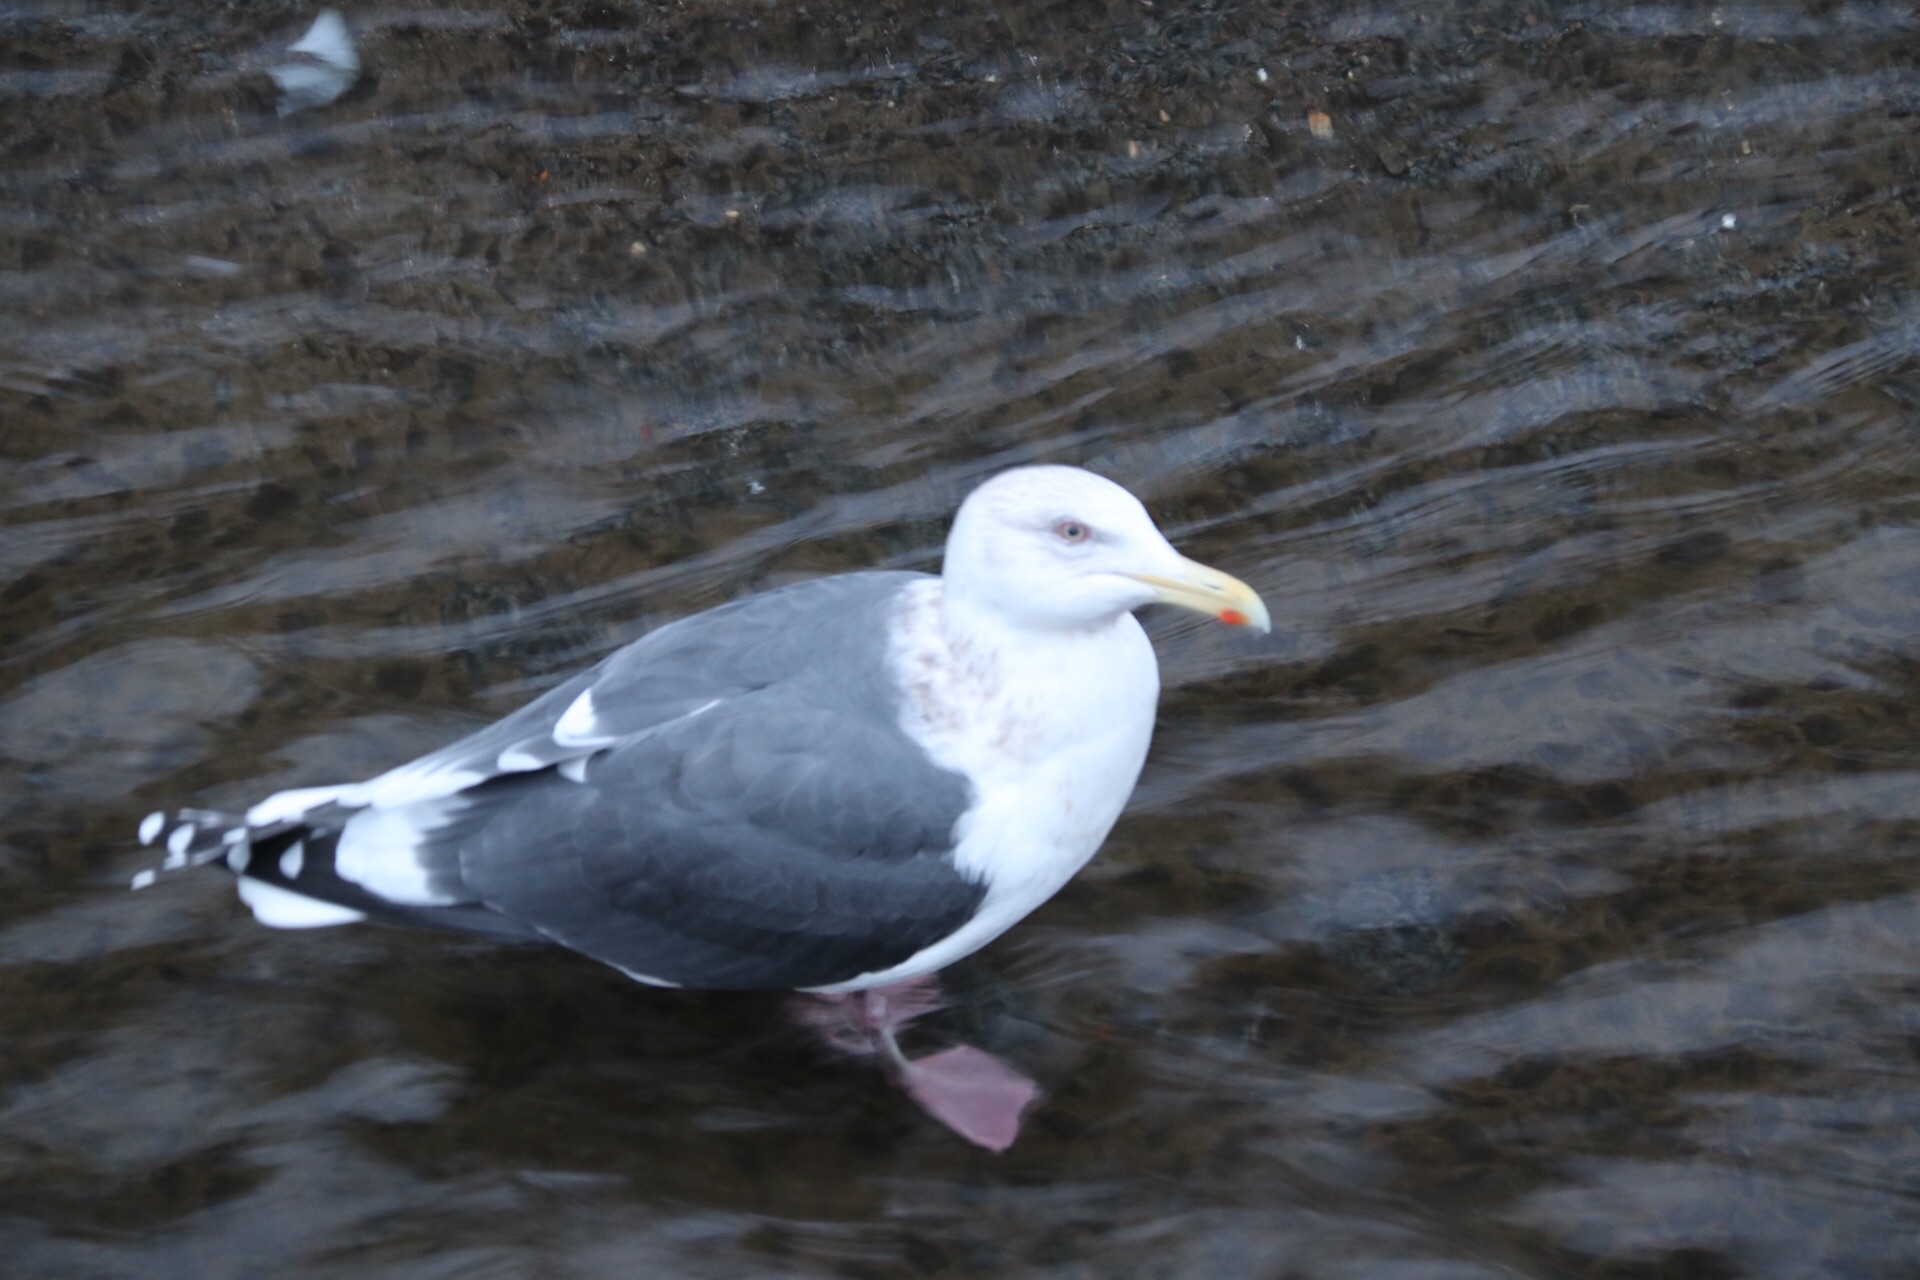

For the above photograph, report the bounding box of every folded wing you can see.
[250,571,982,989]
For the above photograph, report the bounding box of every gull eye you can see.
[1054,519,1091,544]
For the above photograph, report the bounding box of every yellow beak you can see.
[1126,557,1271,633]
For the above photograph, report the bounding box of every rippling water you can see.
[7,1,1920,1275]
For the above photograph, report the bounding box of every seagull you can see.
[269,11,359,117]
[135,464,1268,1146]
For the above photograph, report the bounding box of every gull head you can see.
[940,465,1270,634]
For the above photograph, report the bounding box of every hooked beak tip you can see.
[1127,560,1271,634]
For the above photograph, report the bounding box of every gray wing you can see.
[437,691,981,989]
[358,571,932,800]
[400,571,983,989]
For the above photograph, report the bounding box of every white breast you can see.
[804,579,1160,993]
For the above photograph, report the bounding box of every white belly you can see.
[807,582,1159,993]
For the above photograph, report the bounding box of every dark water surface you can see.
[7,1,1920,1275]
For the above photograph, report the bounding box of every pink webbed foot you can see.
[890,1044,1040,1153]
[787,977,1041,1151]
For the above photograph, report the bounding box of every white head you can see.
[940,465,1270,635]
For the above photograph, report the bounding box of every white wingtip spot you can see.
[553,689,601,747]
[236,877,365,929]
[223,827,248,845]
[138,812,165,845]
[247,783,363,828]
[559,756,591,784]
[498,747,545,772]
[279,842,306,881]
[162,824,198,868]
[228,845,252,874]
[130,869,158,890]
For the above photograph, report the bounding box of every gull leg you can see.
[787,977,1040,1152]
[786,974,947,1054]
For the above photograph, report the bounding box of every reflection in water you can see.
[5,0,1920,1275]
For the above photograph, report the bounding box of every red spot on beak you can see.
[1219,609,1250,627]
